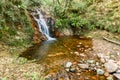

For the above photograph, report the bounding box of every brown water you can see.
[20,36,92,63]
[20,36,106,79]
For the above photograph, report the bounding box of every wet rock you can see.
[70,52,73,54]
[98,53,110,63]
[76,72,81,76]
[84,45,88,47]
[77,45,81,48]
[70,68,76,73]
[45,75,52,80]
[107,75,114,80]
[104,56,110,61]
[84,76,89,80]
[104,60,118,73]
[97,53,105,58]
[79,54,86,57]
[117,61,120,66]
[78,64,89,69]
[74,52,79,56]
[95,62,99,66]
[104,72,110,77]
[78,42,82,45]
[117,52,120,56]
[66,62,72,68]
[113,73,120,80]
[90,64,95,67]
[100,58,106,63]
[87,60,95,64]
[79,60,85,63]
[65,69,69,72]
[116,69,120,73]
[110,55,114,58]
[97,69,104,75]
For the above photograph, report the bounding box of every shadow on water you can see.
[20,40,56,60]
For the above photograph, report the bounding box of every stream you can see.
[20,36,107,80]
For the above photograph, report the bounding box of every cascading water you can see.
[33,9,56,41]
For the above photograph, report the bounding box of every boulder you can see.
[104,60,118,73]
[62,28,73,36]
[113,73,120,80]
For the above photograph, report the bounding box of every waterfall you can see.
[33,10,56,41]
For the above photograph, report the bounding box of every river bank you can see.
[0,30,120,80]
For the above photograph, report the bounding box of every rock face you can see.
[104,60,118,73]
[62,28,73,36]
[29,13,47,44]
[55,28,73,37]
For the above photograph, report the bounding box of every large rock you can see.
[104,60,118,73]
[113,73,120,80]
[62,28,73,36]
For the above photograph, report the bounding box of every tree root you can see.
[103,36,120,45]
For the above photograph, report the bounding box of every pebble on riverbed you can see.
[97,69,105,75]
[65,62,72,68]
[87,60,95,64]
[106,75,114,80]
[78,64,89,69]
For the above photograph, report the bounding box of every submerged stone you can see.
[65,69,69,72]
[65,62,72,68]
[87,60,95,64]
[104,72,110,77]
[78,64,89,69]
[70,68,76,72]
[97,69,105,75]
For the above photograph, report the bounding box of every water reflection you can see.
[20,36,93,63]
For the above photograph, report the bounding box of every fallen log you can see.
[103,36,120,45]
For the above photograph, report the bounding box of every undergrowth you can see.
[0,0,34,47]
[41,0,120,34]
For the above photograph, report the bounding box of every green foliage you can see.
[24,72,45,80]
[42,0,120,33]
[0,0,34,46]
[17,57,28,65]
[55,19,69,28]
[27,0,42,7]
